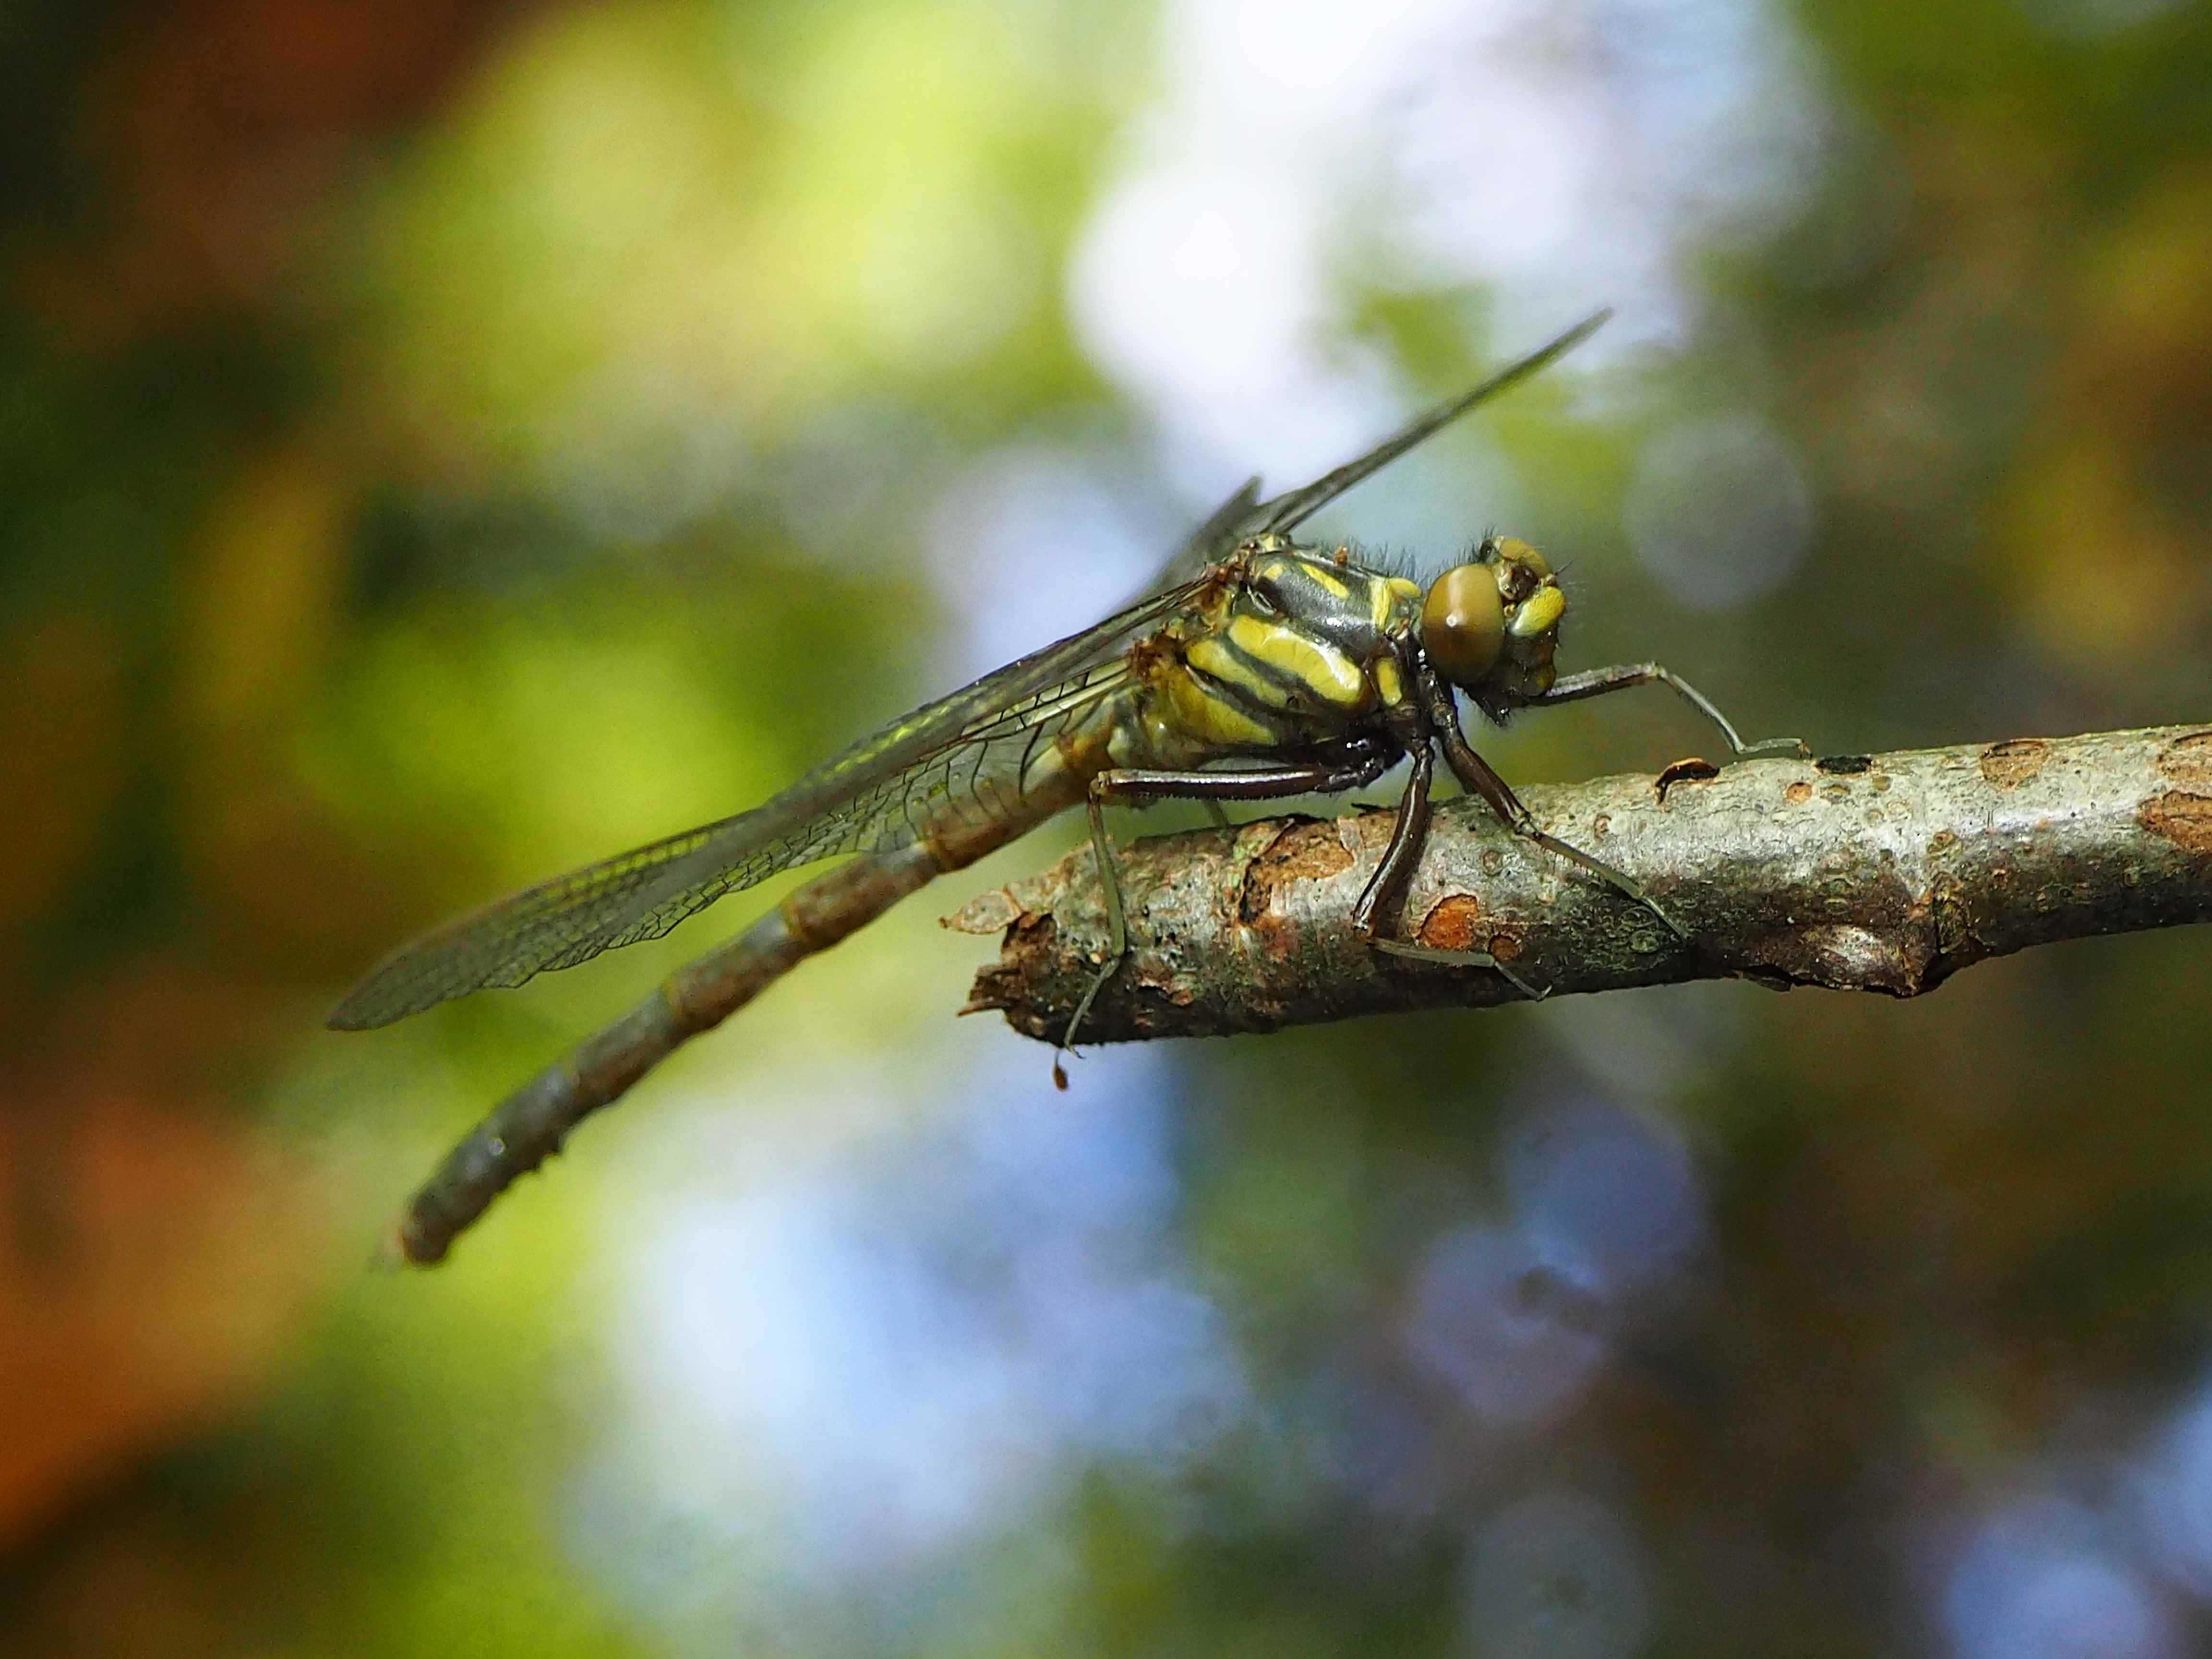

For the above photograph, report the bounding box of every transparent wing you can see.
[328,582,1199,1030]
[1253,311,1610,538]
[580,662,1140,958]
[1130,474,1262,599]
[1120,312,1607,600]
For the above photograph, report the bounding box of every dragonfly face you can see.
[1419,534,1566,721]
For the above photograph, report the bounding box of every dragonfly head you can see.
[1419,535,1564,710]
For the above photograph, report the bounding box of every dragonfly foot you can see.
[1370,936,1549,1000]
[1055,952,1123,1084]
[1740,733,1810,758]
[1518,821,1687,942]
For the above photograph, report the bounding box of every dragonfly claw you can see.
[1368,935,1550,1000]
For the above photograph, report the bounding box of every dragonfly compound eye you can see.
[1420,563,1506,689]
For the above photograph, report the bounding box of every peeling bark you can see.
[953,725,2212,1043]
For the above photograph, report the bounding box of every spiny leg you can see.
[1057,749,1395,1082]
[1533,663,1807,759]
[1422,667,1686,939]
[1348,736,1431,938]
[1449,731,1685,938]
[1351,739,1546,1000]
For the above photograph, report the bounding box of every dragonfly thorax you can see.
[1419,534,1564,719]
[1141,544,1424,757]
[1239,543,1424,661]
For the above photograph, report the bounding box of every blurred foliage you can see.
[2,0,2212,1656]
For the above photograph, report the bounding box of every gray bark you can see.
[953,725,2212,1043]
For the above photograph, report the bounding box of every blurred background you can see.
[4,0,2212,1653]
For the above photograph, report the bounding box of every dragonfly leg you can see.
[1370,935,1549,1000]
[1348,737,1431,938]
[1351,740,1545,1001]
[1424,669,1688,940]
[1055,750,1396,1079]
[1056,790,1131,1084]
[1531,663,1807,758]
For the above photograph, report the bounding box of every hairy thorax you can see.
[1119,543,1423,769]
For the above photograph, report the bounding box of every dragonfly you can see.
[332,309,1801,1264]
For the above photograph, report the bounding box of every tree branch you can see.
[952,725,2212,1043]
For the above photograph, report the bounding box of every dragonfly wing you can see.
[1115,313,1604,605]
[1184,474,1265,564]
[325,814,757,1028]
[328,582,1197,1030]
[1254,310,1610,538]
[1129,474,1263,600]
[592,661,1139,956]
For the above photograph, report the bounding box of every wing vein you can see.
[328,613,1169,1028]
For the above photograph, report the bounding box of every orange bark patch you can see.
[2156,731,2212,791]
[1417,893,1487,952]
[1240,820,1355,924]
[1979,738,2050,789]
[2141,790,2212,854]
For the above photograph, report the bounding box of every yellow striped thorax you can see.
[1140,537,1425,758]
